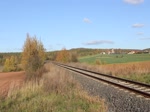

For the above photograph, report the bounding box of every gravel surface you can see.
[68,70,150,112]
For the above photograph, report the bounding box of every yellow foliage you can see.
[3,56,16,72]
[21,34,45,77]
[56,48,70,63]
[56,48,78,63]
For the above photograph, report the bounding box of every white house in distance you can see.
[143,50,150,54]
[108,49,115,54]
[128,51,135,54]
[111,49,115,54]
[101,52,106,54]
[101,49,115,55]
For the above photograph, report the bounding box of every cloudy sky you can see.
[0,0,150,52]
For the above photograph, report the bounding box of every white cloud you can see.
[140,37,150,40]
[132,23,144,28]
[137,32,144,35]
[83,18,91,23]
[83,40,114,45]
[124,0,144,4]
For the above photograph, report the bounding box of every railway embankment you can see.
[71,72,150,112]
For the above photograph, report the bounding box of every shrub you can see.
[95,59,101,65]
[95,59,106,65]
[56,49,78,63]
[70,52,78,62]
[21,34,45,79]
[3,56,20,72]
[56,48,70,63]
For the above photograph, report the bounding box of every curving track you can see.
[52,62,150,98]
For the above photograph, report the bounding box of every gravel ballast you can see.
[69,71,150,112]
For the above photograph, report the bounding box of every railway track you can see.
[52,62,150,98]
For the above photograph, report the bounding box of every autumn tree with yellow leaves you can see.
[3,56,17,72]
[21,34,45,79]
[56,48,78,63]
[56,48,70,63]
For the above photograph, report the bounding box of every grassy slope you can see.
[79,54,150,64]
[0,64,106,112]
[100,61,150,84]
[70,61,150,84]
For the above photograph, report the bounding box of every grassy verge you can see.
[0,63,106,112]
[69,61,150,84]
[120,73,150,84]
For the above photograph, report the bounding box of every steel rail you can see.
[53,62,150,88]
[52,62,150,98]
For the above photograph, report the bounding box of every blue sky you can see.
[0,0,150,52]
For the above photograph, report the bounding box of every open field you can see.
[0,71,25,97]
[79,54,150,64]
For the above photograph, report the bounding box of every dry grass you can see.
[42,64,77,94]
[96,61,150,76]
[0,63,107,112]
[69,61,150,84]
